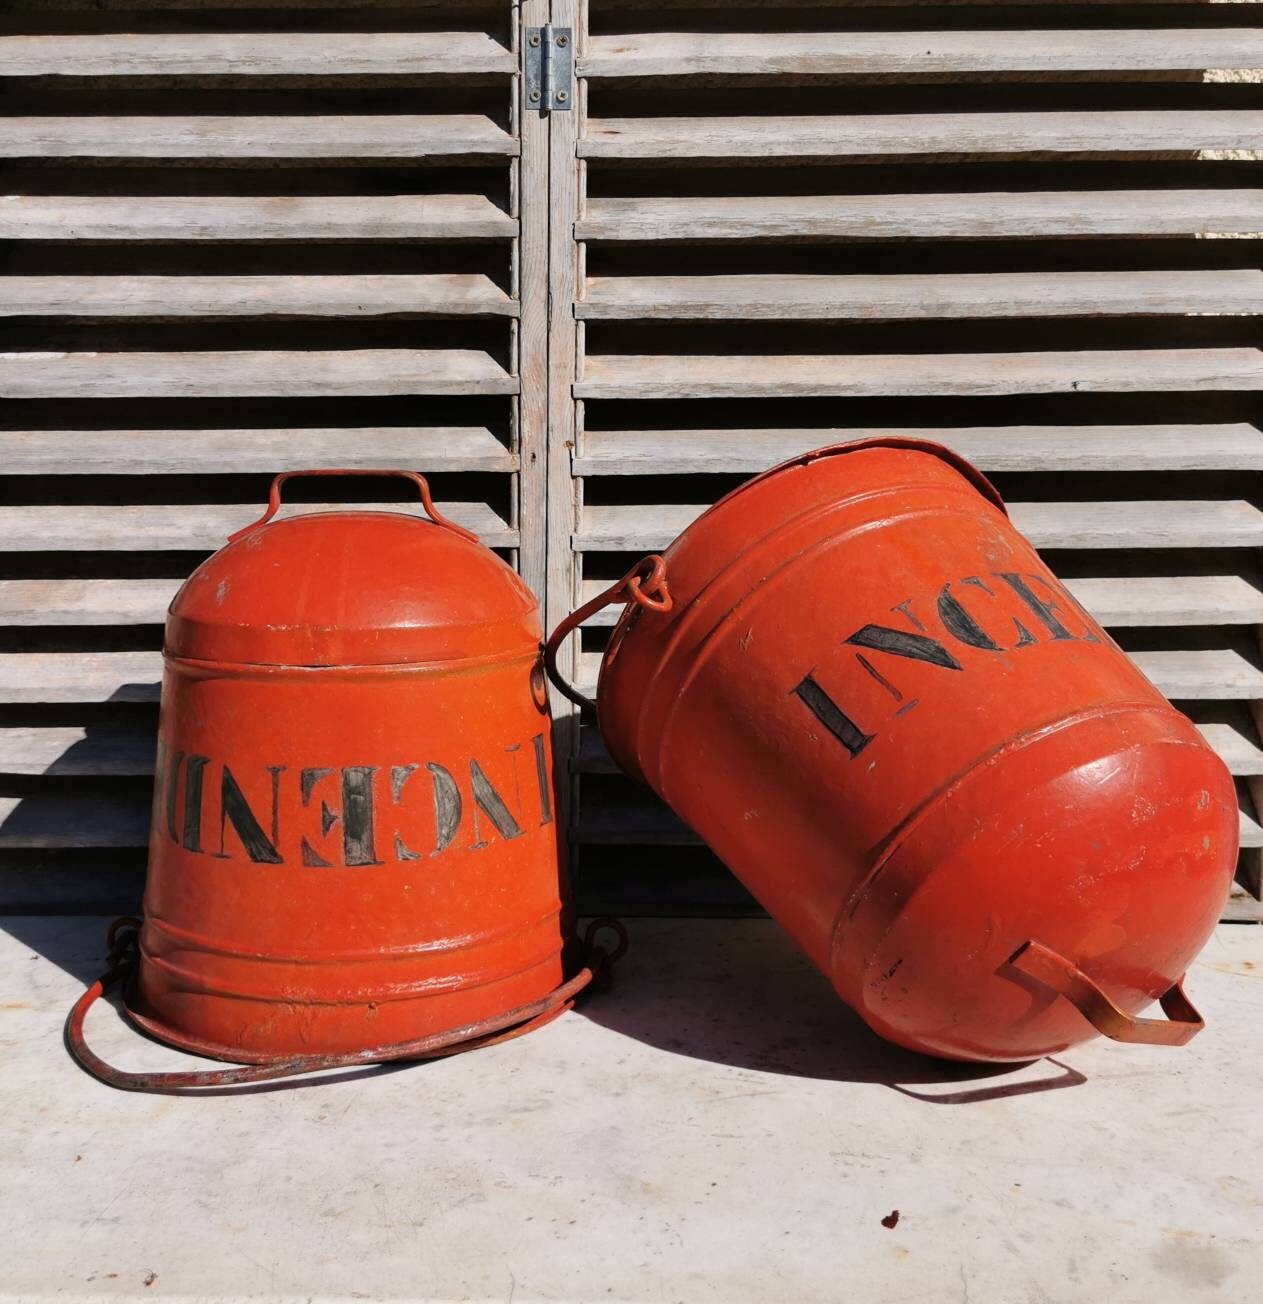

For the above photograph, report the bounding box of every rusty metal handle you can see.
[1009,939,1204,1047]
[543,555,672,711]
[228,469,480,544]
[65,918,628,1093]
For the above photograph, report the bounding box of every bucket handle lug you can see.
[1009,939,1204,1047]
[228,469,480,544]
[543,555,672,712]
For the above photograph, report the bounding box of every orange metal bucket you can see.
[547,439,1237,1062]
[67,471,601,1088]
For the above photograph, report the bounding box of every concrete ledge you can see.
[1,916,1260,1303]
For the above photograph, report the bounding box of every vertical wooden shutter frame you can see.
[559,0,1263,919]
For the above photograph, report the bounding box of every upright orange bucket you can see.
[68,471,622,1091]
[547,439,1237,1062]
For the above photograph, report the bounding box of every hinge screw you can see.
[528,33,541,47]
[529,88,541,102]
[556,34,569,47]
[557,91,569,102]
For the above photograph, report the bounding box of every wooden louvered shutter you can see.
[0,1,545,910]
[556,1,1263,919]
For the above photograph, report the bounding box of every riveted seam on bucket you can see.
[826,699,1214,974]
[140,905,564,965]
[164,645,543,676]
[137,937,567,1004]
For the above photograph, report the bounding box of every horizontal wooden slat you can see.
[2,116,517,160]
[0,501,515,551]
[577,191,1263,242]
[0,652,161,704]
[580,112,1263,160]
[0,795,150,849]
[576,721,1263,779]
[575,349,1263,400]
[0,194,517,242]
[579,574,1263,628]
[581,30,1263,77]
[576,499,1263,550]
[2,31,513,77]
[1,275,516,319]
[575,425,1263,475]
[3,426,514,476]
[1198,723,1263,776]
[579,270,1263,321]
[0,350,516,399]
[0,725,156,776]
[1066,577,1263,627]
[0,578,175,624]
[1131,650,1263,700]
[1241,808,1263,849]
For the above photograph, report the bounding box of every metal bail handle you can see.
[228,469,480,545]
[64,918,629,1093]
[1009,939,1204,1047]
[543,555,673,711]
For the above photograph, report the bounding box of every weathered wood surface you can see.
[0,350,516,398]
[0,501,515,551]
[1,116,518,159]
[0,652,161,704]
[2,31,514,77]
[581,30,1263,78]
[1,195,518,243]
[0,725,156,777]
[578,575,1263,628]
[578,270,1263,320]
[4,427,514,476]
[575,425,1263,475]
[0,795,150,849]
[580,112,1263,159]
[1,274,517,318]
[0,578,176,625]
[575,349,1263,399]
[576,499,1263,551]
[577,191,1263,242]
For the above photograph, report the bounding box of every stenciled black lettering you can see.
[216,765,284,864]
[469,759,524,847]
[341,766,381,867]
[845,624,962,671]
[181,755,210,852]
[792,673,874,759]
[427,763,462,855]
[996,572,1077,642]
[163,744,184,843]
[390,764,420,861]
[938,582,1003,652]
[531,733,553,827]
[300,766,337,867]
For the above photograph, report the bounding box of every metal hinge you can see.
[524,25,573,112]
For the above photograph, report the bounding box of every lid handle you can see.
[228,469,481,544]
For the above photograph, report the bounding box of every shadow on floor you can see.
[576,918,1086,1104]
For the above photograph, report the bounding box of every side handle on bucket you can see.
[1009,939,1203,1046]
[543,555,673,711]
[228,469,480,544]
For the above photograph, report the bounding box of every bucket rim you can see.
[687,436,1008,540]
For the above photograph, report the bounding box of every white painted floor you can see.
[1,915,1260,1304]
